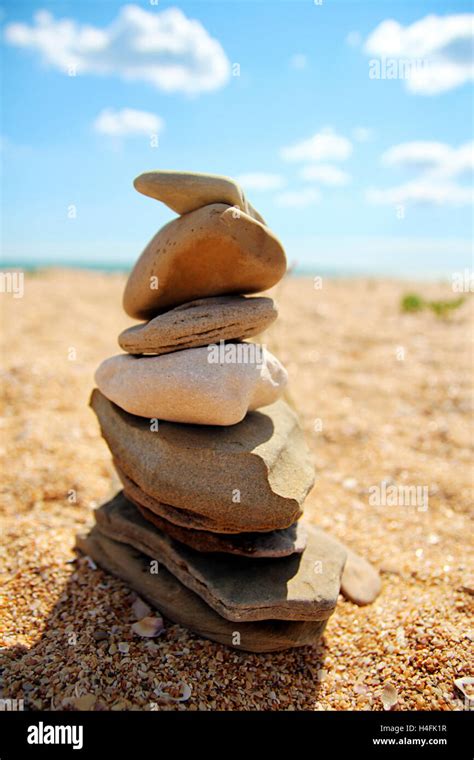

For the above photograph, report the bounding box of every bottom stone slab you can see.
[94,492,346,623]
[75,527,328,653]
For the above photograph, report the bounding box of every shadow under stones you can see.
[1,554,328,712]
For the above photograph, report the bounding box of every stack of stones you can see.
[78,171,380,653]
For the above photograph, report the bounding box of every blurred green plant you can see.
[401,293,424,312]
[427,297,465,317]
[401,292,465,317]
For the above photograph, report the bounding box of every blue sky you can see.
[1,0,473,274]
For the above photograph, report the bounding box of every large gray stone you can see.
[90,390,315,534]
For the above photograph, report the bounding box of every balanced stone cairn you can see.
[77,171,381,653]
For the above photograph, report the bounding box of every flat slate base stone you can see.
[122,204,286,319]
[133,170,266,225]
[118,296,278,356]
[134,498,307,558]
[90,390,315,534]
[301,522,382,607]
[94,493,346,623]
[94,345,287,426]
[134,503,380,604]
[76,528,328,653]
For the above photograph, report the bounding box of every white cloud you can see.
[447,142,474,178]
[366,180,473,206]
[236,173,285,191]
[381,141,453,169]
[4,5,230,95]
[353,126,374,143]
[369,139,473,207]
[364,14,474,94]
[381,140,473,178]
[94,108,164,137]
[290,53,307,70]
[281,128,352,162]
[275,188,321,208]
[300,164,351,186]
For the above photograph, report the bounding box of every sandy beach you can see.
[1,269,472,711]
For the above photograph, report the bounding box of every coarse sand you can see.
[0,270,473,711]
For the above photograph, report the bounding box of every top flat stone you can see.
[133,170,266,224]
[123,204,286,319]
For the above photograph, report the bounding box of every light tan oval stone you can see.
[90,390,315,534]
[94,345,287,425]
[118,296,277,356]
[133,170,265,224]
[341,549,381,605]
[122,204,286,319]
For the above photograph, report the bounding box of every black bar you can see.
[0,710,471,757]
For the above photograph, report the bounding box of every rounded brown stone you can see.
[122,204,286,319]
